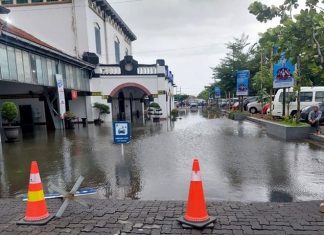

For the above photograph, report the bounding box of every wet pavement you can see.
[0,111,324,202]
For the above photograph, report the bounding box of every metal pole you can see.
[121,144,124,157]
[283,89,286,117]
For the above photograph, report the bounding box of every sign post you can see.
[214,87,221,107]
[113,121,131,156]
[236,70,250,112]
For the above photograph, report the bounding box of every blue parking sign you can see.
[113,121,131,144]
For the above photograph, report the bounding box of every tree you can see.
[250,0,324,119]
[174,94,189,103]
[197,89,209,101]
[212,34,260,96]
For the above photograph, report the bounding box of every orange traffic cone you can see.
[17,161,53,225]
[177,159,216,228]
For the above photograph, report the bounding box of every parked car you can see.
[190,103,198,112]
[272,86,324,117]
[247,97,272,114]
[300,103,324,123]
[243,96,258,111]
[262,103,270,114]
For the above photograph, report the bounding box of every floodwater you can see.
[1,110,324,202]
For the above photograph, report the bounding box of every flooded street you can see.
[1,111,324,202]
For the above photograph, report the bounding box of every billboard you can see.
[236,70,249,96]
[273,52,295,88]
[214,87,221,98]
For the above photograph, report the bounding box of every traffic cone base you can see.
[16,215,54,225]
[177,216,216,229]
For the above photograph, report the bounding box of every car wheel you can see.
[249,107,257,114]
[290,111,297,118]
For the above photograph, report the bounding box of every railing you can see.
[99,65,157,75]
[100,66,121,75]
[137,66,157,74]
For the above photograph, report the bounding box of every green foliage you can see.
[171,108,179,117]
[250,1,324,85]
[149,102,160,109]
[252,66,272,94]
[64,111,76,120]
[93,102,110,120]
[1,102,18,124]
[281,116,306,126]
[174,94,189,102]
[212,34,261,95]
[197,89,209,101]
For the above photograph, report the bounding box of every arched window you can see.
[125,48,129,56]
[114,36,120,63]
[94,23,101,55]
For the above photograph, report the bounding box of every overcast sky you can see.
[111,0,284,95]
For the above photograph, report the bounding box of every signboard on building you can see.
[113,121,131,144]
[236,70,249,96]
[273,52,295,88]
[55,74,66,119]
[91,91,102,96]
[214,87,221,98]
[71,90,78,100]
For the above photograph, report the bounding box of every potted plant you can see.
[1,101,19,142]
[171,108,179,121]
[148,102,162,122]
[64,111,76,129]
[93,102,110,125]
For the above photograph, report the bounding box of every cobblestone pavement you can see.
[1,199,324,234]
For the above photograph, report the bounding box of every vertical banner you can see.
[236,70,249,96]
[214,87,221,98]
[273,51,295,88]
[55,74,66,119]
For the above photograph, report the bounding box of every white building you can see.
[0,0,175,125]
[0,18,94,132]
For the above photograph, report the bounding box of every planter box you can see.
[247,117,315,141]
[228,112,247,121]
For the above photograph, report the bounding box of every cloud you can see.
[111,0,284,95]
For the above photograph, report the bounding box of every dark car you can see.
[243,96,258,111]
[300,103,324,123]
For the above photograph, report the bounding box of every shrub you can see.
[93,102,110,120]
[171,108,179,117]
[149,102,160,109]
[1,102,18,125]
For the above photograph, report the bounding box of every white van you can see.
[272,86,324,117]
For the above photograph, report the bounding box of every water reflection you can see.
[0,111,324,202]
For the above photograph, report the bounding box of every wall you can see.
[68,96,87,121]
[0,98,46,124]
[2,2,77,57]
[84,4,107,63]
[105,19,132,64]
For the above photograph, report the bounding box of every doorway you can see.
[118,91,125,121]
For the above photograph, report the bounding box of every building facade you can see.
[0,18,94,133]
[0,0,175,125]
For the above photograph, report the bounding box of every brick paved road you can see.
[1,199,324,234]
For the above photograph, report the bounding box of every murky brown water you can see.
[1,111,324,202]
